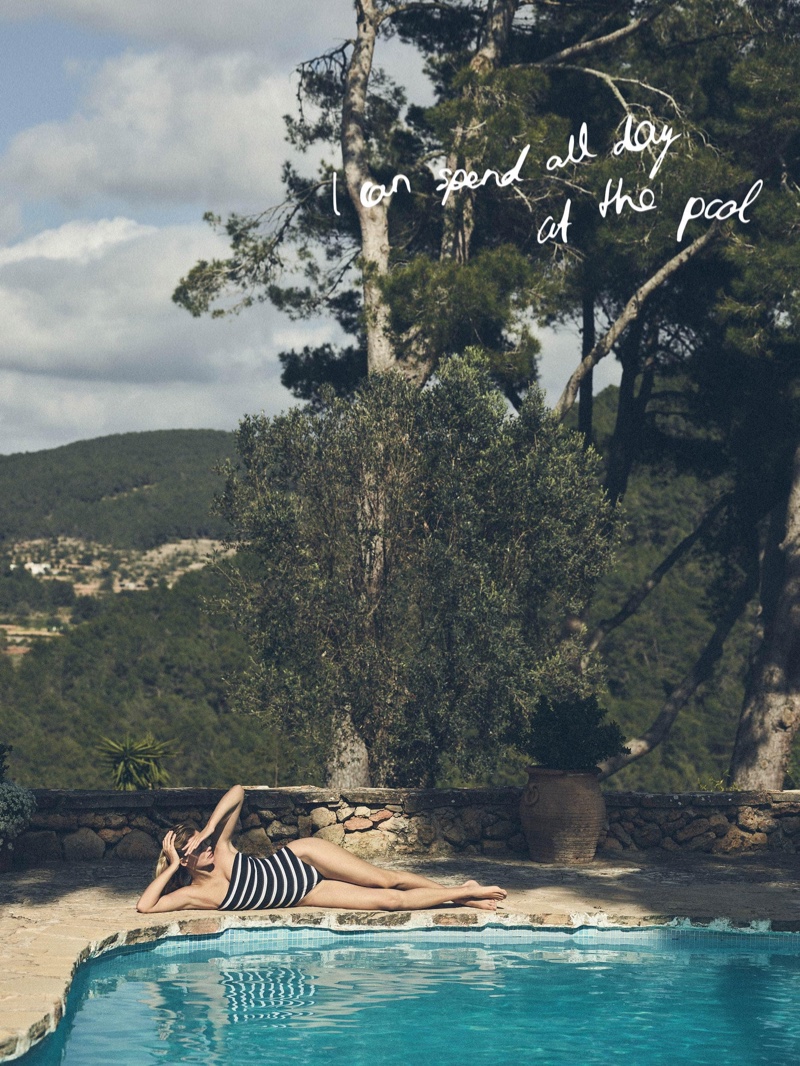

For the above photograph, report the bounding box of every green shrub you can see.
[0,743,11,784]
[527,695,629,773]
[0,780,36,848]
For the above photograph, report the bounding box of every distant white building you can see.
[23,562,51,576]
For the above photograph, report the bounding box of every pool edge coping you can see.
[4,908,800,1063]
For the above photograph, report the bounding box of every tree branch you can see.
[610,75,686,117]
[597,569,757,779]
[537,4,668,68]
[556,65,686,120]
[584,493,732,661]
[553,221,721,422]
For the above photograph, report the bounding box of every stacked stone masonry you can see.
[603,790,800,855]
[11,786,800,867]
[13,786,527,867]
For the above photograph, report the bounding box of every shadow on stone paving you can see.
[2,849,799,919]
[0,860,152,907]
[403,849,800,923]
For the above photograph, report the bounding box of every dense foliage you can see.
[0,565,75,617]
[526,696,628,774]
[216,354,619,787]
[0,781,36,847]
[0,430,234,549]
[3,409,800,792]
[0,743,11,783]
[0,569,315,789]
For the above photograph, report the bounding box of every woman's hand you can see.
[162,830,182,866]
[185,786,244,856]
[183,827,211,857]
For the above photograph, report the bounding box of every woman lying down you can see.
[136,785,508,914]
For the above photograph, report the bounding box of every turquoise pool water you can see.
[17,927,800,1066]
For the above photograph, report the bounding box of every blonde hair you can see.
[154,823,197,893]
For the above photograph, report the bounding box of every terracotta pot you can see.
[519,767,606,864]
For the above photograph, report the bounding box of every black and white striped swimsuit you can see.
[219,848,322,910]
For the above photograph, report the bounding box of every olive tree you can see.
[217,353,618,787]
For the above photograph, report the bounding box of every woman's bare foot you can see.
[461,898,500,911]
[461,879,507,899]
[455,880,506,910]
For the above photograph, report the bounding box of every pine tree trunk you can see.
[578,293,595,447]
[342,0,395,375]
[729,443,800,789]
[604,320,654,506]
[331,1,391,787]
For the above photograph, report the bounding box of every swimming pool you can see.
[16,926,800,1066]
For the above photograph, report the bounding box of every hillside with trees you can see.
[3,393,792,793]
[578,388,760,791]
[0,429,234,549]
[0,568,314,789]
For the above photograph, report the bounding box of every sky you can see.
[0,1,618,456]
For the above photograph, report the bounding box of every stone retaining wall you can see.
[11,786,800,867]
[12,786,527,867]
[604,790,800,855]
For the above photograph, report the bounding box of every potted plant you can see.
[0,744,36,872]
[519,695,628,864]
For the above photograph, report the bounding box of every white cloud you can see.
[1,49,302,210]
[0,368,299,456]
[2,0,356,58]
[0,217,338,385]
[0,216,334,452]
[0,216,153,266]
[0,200,23,244]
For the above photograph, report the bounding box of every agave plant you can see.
[95,733,177,791]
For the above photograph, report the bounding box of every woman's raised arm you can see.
[184,784,245,854]
[136,830,194,913]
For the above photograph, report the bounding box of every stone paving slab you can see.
[1,850,799,1061]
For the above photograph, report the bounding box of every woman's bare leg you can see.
[287,837,507,909]
[296,877,506,912]
[287,837,446,889]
